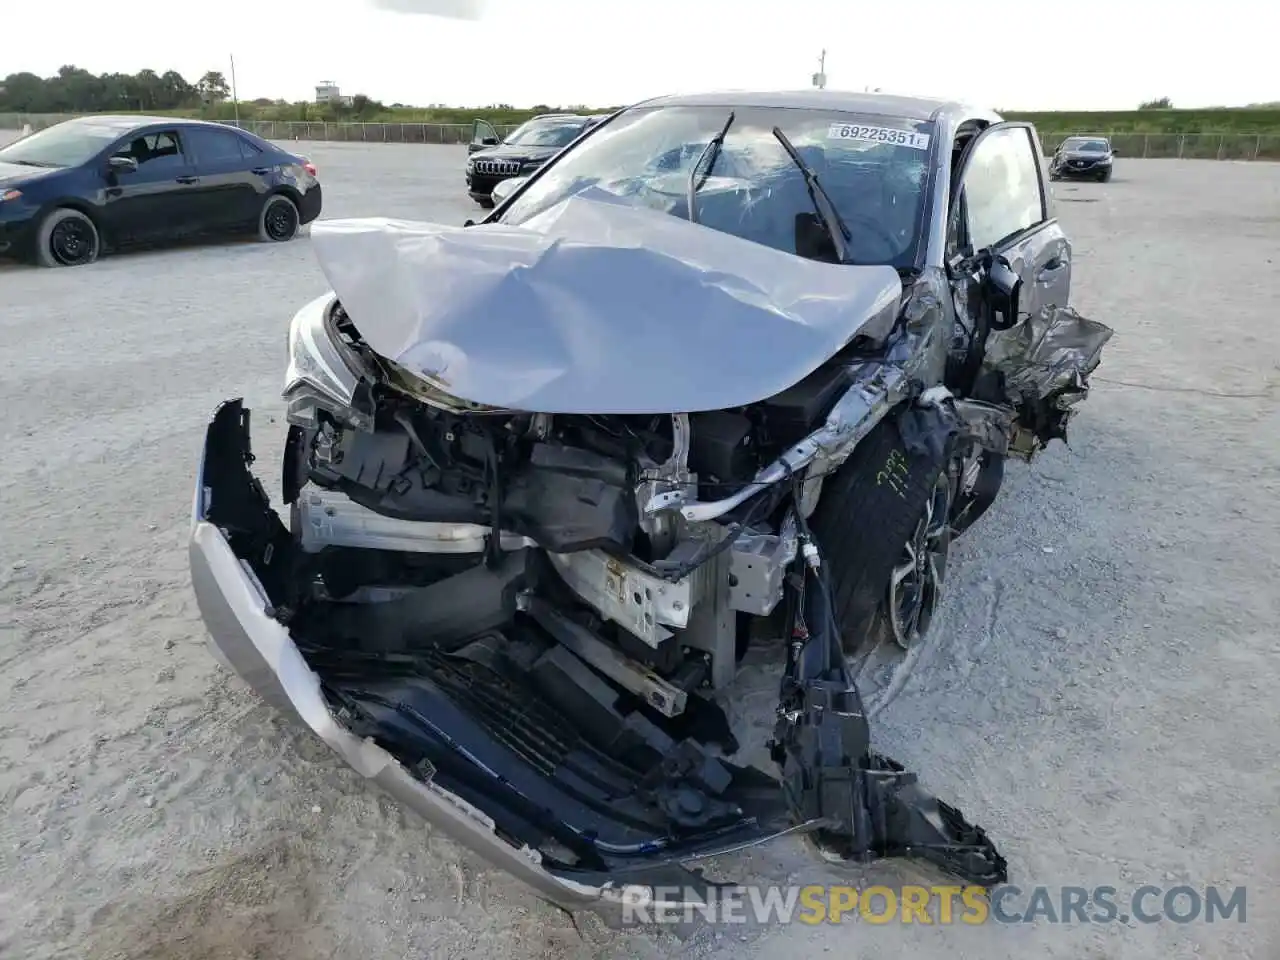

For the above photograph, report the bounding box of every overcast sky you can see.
[11,0,1279,110]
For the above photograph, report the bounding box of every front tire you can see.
[258,194,300,243]
[36,208,100,267]
[808,415,953,717]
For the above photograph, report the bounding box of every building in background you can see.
[315,81,352,106]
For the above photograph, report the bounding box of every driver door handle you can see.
[176,175,199,184]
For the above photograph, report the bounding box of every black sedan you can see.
[1048,135,1116,182]
[465,113,606,207]
[0,115,323,267]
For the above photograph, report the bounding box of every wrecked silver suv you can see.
[190,91,1112,910]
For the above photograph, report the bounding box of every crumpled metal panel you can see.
[985,304,1114,399]
[308,190,903,414]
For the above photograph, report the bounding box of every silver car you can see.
[191,90,1112,912]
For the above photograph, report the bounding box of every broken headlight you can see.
[283,293,374,431]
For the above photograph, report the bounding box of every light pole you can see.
[812,49,827,90]
[229,54,241,127]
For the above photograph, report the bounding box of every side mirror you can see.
[481,136,499,146]
[108,155,138,175]
[490,175,528,206]
[984,257,1022,330]
[1111,145,1119,156]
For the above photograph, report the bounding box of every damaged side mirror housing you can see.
[984,257,1022,330]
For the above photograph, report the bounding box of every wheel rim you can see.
[887,473,952,649]
[846,471,954,719]
[265,201,297,240]
[49,218,96,266]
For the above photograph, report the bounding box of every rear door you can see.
[101,128,203,243]
[469,119,500,154]
[185,125,263,229]
[950,121,1071,316]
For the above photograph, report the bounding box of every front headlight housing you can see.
[283,294,375,431]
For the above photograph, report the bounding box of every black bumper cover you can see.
[298,185,323,224]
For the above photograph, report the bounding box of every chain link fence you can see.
[225,120,521,143]
[4,113,1280,160]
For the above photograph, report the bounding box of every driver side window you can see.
[955,127,1045,253]
[112,131,186,173]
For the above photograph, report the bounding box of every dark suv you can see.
[1049,135,1116,182]
[465,113,606,206]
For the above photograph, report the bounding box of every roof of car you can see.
[531,113,600,122]
[61,114,246,132]
[634,90,988,122]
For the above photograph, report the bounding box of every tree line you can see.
[0,65,236,114]
[0,65,406,121]
[0,68,613,126]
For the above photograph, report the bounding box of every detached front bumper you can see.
[190,399,1008,914]
[188,400,645,912]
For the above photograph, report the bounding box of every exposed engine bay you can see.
[289,300,875,688]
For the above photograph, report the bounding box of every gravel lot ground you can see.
[0,136,1276,960]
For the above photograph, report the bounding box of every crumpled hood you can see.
[309,191,903,414]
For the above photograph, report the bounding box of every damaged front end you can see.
[190,201,1112,909]
[191,398,1007,911]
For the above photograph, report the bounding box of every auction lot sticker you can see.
[827,123,931,150]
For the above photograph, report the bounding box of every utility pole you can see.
[229,54,241,127]
[812,49,828,89]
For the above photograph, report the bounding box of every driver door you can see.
[468,119,500,155]
[100,129,204,245]
[948,121,1071,319]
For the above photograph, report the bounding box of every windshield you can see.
[498,105,935,267]
[1063,138,1109,153]
[0,121,121,167]
[503,119,588,148]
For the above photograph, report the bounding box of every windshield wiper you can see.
[687,111,735,224]
[771,126,852,264]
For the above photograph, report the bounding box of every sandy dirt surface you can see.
[0,137,1276,960]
